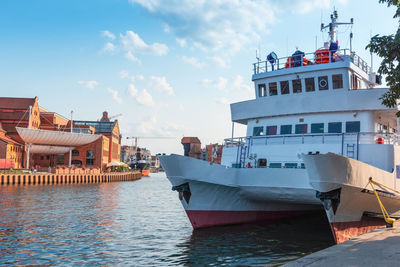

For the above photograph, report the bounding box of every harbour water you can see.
[0,173,334,266]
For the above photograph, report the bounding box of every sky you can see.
[0,0,398,155]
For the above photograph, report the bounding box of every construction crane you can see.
[109,113,122,120]
[126,136,175,148]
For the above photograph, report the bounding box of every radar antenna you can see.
[320,9,353,44]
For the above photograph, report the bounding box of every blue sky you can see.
[0,0,398,154]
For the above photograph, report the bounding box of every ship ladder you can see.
[368,177,397,227]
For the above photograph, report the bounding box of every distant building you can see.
[203,143,223,164]
[181,137,223,164]
[181,137,202,159]
[0,122,23,169]
[121,145,137,162]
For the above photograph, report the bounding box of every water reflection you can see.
[175,214,334,266]
[0,173,334,266]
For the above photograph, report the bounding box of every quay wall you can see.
[0,171,141,185]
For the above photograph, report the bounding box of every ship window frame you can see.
[269,82,278,96]
[253,126,264,136]
[295,124,308,134]
[332,74,343,89]
[311,123,324,133]
[305,77,315,92]
[269,163,281,168]
[284,163,298,168]
[266,125,277,135]
[280,80,290,95]
[280,125,292,135]
[346,121,360,133]
[258,83,267,97]
[318,76,329,90]
[258,158,267,168]
[328,122,342,133]
[292,79,302,93]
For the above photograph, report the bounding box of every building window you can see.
[280,81,290,94]
[258,84,267,97]
[280,125,292,135]
[72,150,79,156]
[269,82,278,96]
[258,158,267,168]
[295,124,308,134]
[46,155,50,160]
[305,77,315,92]
[40,155,44,160]
[346,121,360,133]
[318,76,329,90]
[86,150,94,165]
[332,74,343,89]
[328,122,342,133]
[292,79,302,93]
[311,123,324,133]
[266,126,277,135]
[253,126,264,136]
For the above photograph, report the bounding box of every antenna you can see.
[370,30,373,71]
[321,10,353,44]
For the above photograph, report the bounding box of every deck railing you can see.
[224,132,398,168]
[253,49,371,75]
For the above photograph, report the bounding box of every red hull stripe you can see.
[185,210,305,229]
[330,217,386,244]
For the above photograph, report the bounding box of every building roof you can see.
[181,137,201,144]
[73,120,117,133]
[0,97,36,109]
[16,127,101,146]
[0,134,22,145]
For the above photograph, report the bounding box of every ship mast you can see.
[321,10,353,44]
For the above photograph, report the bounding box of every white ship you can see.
[159,11,400,243]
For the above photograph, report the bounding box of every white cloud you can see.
[102,42,116,53]
[233,75,252,92]
[148,76,174,95]
[120,70,129,79]
[102,30,116,40]
[127,83,138,97]
[107,88,122,104]
[182,56,205,68]
[136,89,155,107]
[129,0,278,53]
[215,97,229,105]
[120,30,168,61]
[78,80,99,90]
[176,38,187,47]
[293,0,330,14]
[125,51,141,63]
[209,56,229,69]
[201,77,227,91]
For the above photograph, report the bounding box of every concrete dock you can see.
[284,225,400,266]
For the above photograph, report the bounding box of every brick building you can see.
[0,96,121,171]
[0,123,24,168]
[181,136,224,164]
[203,143,223,164]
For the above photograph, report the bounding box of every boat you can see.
[129,147,151,175]
[159,10,400,240]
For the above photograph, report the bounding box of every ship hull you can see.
[159,154,322,229]
[303,152,400,244]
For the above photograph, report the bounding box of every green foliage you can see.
[366,1,400,115]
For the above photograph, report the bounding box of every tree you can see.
[366,1,400,114]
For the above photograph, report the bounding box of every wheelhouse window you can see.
[318,76,329,90]
[332,74,343,89]
[258,158,267,168]
[295,124,308,134]
[305,77,315,92]
[280,125,292,135]
[258,84,267,97]
[280,81,290,95]
[253,126,264,136]
[328,122,342,133]
[351,73,361,89]
[346,121,360,133]
[269,82,278,96]
[266,126,277,135]
[311,123,324,133]
[292,79,302,93]
[86,150,94,165]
